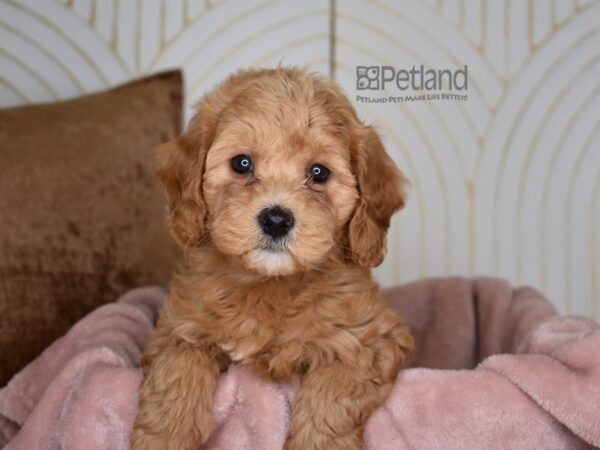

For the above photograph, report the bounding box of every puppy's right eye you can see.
[231,154,253,174]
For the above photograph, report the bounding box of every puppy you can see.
[131,67,414,450]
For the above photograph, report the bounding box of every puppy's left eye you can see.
[308,163,330,183]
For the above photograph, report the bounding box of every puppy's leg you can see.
[284,321,412,450]
[131,337,219,450]
[283,362,388,450]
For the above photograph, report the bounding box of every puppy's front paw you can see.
[283,429,362,450]
[132,336,221,450]
[130,428,168,450]
[131,394,215,450]
[131,429,213,450]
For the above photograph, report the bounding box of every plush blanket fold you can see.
[0,278,598,449]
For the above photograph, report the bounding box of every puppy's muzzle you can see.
[258,205,294,239]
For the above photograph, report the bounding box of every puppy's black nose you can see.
[258,206,294,239]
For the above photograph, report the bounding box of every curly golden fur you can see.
[131,67,414,450]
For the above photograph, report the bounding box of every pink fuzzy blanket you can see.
[0,278,598,449]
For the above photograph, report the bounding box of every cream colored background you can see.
[1,0,599,318]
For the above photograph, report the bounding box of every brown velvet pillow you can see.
[0,71,182,386]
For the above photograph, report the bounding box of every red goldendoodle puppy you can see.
[131,66,414,450]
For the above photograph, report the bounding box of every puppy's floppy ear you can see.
[154,121,208,248]
[348,126,408,267]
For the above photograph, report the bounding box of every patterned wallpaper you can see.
[0,0,599,318]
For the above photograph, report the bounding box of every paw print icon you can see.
[356,66,380,90]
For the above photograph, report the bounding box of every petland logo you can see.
[355,65,468,103]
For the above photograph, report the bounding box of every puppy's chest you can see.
[199,279,368,376]
[208,290,321,367]
[215,310,306,364]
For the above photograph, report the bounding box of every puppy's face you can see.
[202,88,358,276]
[157,68,406,276]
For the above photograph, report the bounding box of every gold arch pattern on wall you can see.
[335,0,600,318]
[0,0,598,318]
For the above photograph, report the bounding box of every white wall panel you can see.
[336,0,600,319]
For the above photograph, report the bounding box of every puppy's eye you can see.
[308,163,330,183]
[231,154,253,174]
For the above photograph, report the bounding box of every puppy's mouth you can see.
[258,237,289,253]
[245,239,296,276]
